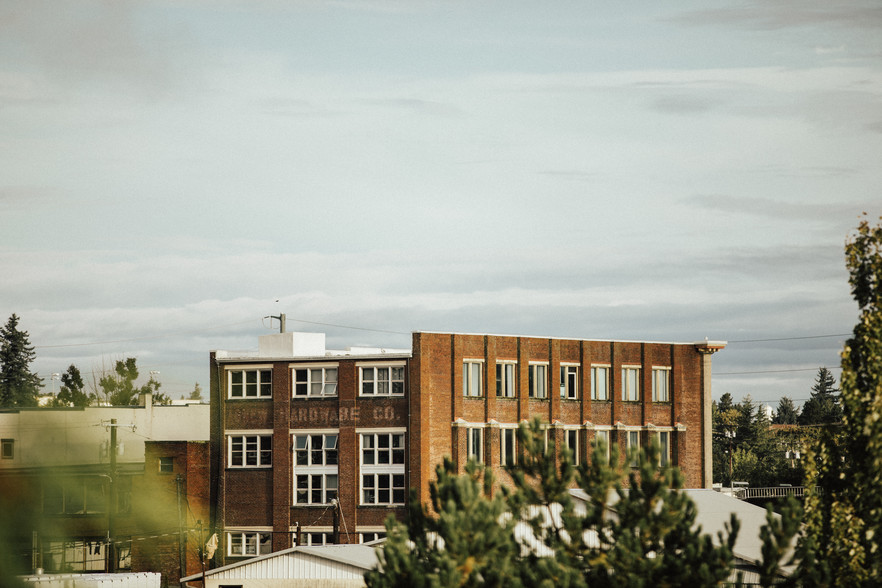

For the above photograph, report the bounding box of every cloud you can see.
[683,194,869,221]
[669,2,882,31]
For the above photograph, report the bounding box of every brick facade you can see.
[210,331,722,566]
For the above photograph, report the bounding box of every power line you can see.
[727,333,850,343]
[716,366,842,376]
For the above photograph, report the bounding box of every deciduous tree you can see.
[50,364,92,407]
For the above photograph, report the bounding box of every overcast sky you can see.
[2,0,880,407]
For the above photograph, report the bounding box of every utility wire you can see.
[727,333,850,343]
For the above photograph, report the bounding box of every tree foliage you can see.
[98,357,170,406]
[796,216,882,585]
[367,420,740,588]
[798,367,842,426]
[772,397,799,425]
[49,364,92,407]
[0,314,42,408]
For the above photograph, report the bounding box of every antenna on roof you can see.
[264,313,286,333]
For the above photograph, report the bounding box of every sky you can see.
[1,0,880,408]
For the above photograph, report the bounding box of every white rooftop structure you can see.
[214,331,411,361]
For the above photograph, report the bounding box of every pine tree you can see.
[798,367,843,426]
[50,364,91,407]
[773,397,800,425]
[0,314,42,408]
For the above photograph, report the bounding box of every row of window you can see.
[226,530,387,557]
[463,362,671,403]
[227,431,406,506]
[227,364,406,399]
[466,427,672,468]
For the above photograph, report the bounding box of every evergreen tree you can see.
[797,216,882,584]
[798,367,843,426]
[50,364,91,407]
[0,314,42,408]
[773,397,800,425]
[189,382,203,401]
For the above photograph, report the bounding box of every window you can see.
[293,366,338,397]
[501,428,517,466]
[360,365,405,396]
[529,364,547,398]
[1,439,13,459]
[227,531,271,557]
[652,368,670,402]
[565,429,580,464]
[463,361,484,397]
[299,532,331,546]
[593,430,610,462]
[158,457,174,473]
[657,431,671,467]
[360,532,387,543]
[560,365,579,399]
[622,367,641,402]
[228,369,272,399]
[467,427,483,462]
[627,431,641,466]
[294,433,339,505]
[228,435,272,468]
[591,366,609,401]
[495,362,516,397]
[360,432,406,505]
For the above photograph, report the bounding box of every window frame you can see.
[463,360,484,397]
[621,366,641,402]
[227,367,273,399]
[158,456,174,473]
[500,427,517,466]
[359,362,406,397]
[467,427,483,463]
[656,430,671,467]
[226,530,272,557]
[560,364,579,400]
[359,429,406,506]
[495,361,517,398]
[528,363,548,399]
[293,431,339,505]
[591,365,610,401]
[565,428,580,464]
[593,429,611,462]
[627,430,641,466]
[1,438,13,460]
[227,433,273,468]
[292,364,339,398]
[652,367,671,402]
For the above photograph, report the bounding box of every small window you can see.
[360,532,387,543]
[496,362,517,398]
[622,367,641,402]
[565,429,580,464]
[158,457,174,473]
[463,361,483,397]
[657,431,671,467]
[227,531,271,557]
[467,428,483,463]
[228,369,272,399]
[560,366,578,399]
[528,364,547,399]
[591,366,609,401]
[627,431,641,466]
[594,430,610,462]
[360,365,405,396]
[652,368,670,402]
[1,439,13,460]
[501,428,517,466]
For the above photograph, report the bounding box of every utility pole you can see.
[176,474,185,580]
[108,419,117,573]
[265,313,286,333]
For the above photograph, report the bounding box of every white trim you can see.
[560,361,580,366]
[289,362,340,369]
[225,525,272,532]
[289,428,339,435]
[528,360,549,365]
[355,426,407,434]
[224,363,273,370]
[355,360,407,367]
[226,429,273,436]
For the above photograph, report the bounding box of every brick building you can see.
[209,331,724,565]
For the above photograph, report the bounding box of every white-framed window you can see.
[501,428,517,466]
[360,364,405,396]
[293,365,338,397]
[463,360,484,397]
[529,364,547,399]
[627,430,641,466]
[228,368,273,399]
[299,531,332,546]
[227,530,272,557]
[591,366,610,401]
[360,531,387,543]
[1,438,13,459]
[496,361,517,398]
[158,456,174,473]
[293,433,338,505]
[360,431,406,505]
[227,434,272,468]
[565,429,580,464]
[622,367,641,402]
[467,427,483,463]
[560,365,579,399]
[593,430,610,462]
[652,367,670,402]
[656,431,671,466]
